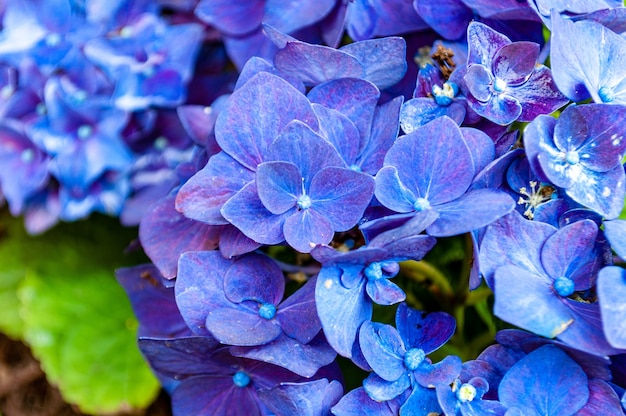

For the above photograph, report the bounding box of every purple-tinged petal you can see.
[400,98,466,134]
[176,151,254,225]
[396,304,456,354]
[235,56,304,93]
[231,332,336,378]
[380,235,437,263]
[370,0,430,37]
[265,0,336,34]
[413,355,462,388]
[257,378,343,416]
[598,266,626,349]
[359,321,406,382]
[116,264,191,338]
[466,21,511,67]
[464,64,494,102]
[339,37,407,89]
[414,0,472,40]
[491,42,539,85]
[463,0,539,20]
[461,127,496,175]
[218,225,262,259]
[369,210,439,249]
[540,219,598,288]
[221,182,289,245]
[140,195,222,279]
[576,379,624,416]
[256,161,300,215]
[384,116,475,205]
[194,0,263,36]
[274,41,365,87]
[605,220,626,259]
[173,375,262,416]
[224,253,284,305]
[510,66,568,122]
[498,345,589,416]
[362,373,411,402]
[366,279,405,306]
[315,266,372,358]
[224,29,279,71]
[466,92,522,126]
[283,208,334,253]
[375,166,418,213]
[215,72,318,170]
[177,104,219,147]
[331,386,407,416]
[267,120,345,186]
[175,251,233,335]
[309,167,375,231]
[313,104,361,166]
[207,307,282,346]
[494,265,573,338]
[307,78,379,143]
[276,276,321,344]
[427,189,515,237]
[137,337,222,379]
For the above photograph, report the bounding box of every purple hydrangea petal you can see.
[339,37,407,89]
[172,375,262,416]
[464,64,494,102]
[307,78,379,143]
[215,71,318,170]
[139,195,222,279]
[223,253,284,305]
[498,345,589,416]
[315,266,372,358]
[510,66,568,122]
[221,182,289,245]
[194,0,263,36]
[467,21,511,67]
[265,0,336,35]
[175,251,234,335]
[223,28,279,71]
[230,332,336,378]
[400,98,466,134]
[395,304,456,354]
[414,0,473,40]
[466,92,522,126]
[309,167,375,231]
[427,189,515,237]
[256,161,300,215]
[384,116,475,206]
[207,307,282,346]
[176,151,255,225]
[461,127,496,175]
[313,104,361,166]
[283,208,334,253]
[366,278,406,306]
[576,379,624,415]
[276,276,321,344]
[331,386,407,416]
[491,42,539,85]
[218,225,263,259]
[493,265,573,338]
[257,378,343,416]
[273,41,365,87]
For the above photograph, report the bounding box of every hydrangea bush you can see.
[2,0,626,415]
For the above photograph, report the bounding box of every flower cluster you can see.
[4,0,626,415]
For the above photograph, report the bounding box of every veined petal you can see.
[206,307,282,346]
[492,42,539,85]
[256,161,300,215]
[224,253,284,305]
[464,64,493,102]
[283,208,334,253]
[396,304,456,354]
[359,321,406,382]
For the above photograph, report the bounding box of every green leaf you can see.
[0,211,158,414]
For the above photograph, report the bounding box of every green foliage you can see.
[0,211,159,414]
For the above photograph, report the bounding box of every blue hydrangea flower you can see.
[344,0,429,41]
[480,212,620,356]
[523,103,626,219]
[436,376,506,416]
[331,386,409,416]
[460,21,568,125]
[359,303,461,411]
[257,378,343,416]
[374,116,515,237]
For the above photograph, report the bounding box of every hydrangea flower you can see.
[524,103,626,219]
[358,303,460,413]
[374,116,515,237]
[460,21,567,125]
